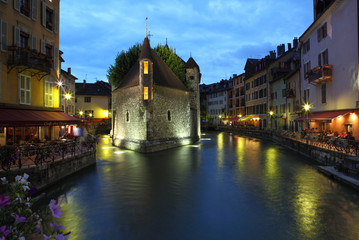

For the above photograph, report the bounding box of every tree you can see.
[107,43,141,89]
[107,43,187,89]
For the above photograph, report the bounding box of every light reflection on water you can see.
[39,132,359,240]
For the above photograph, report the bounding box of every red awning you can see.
[294,110,351,121]
[230,116,240,121]
[0,109,81,127]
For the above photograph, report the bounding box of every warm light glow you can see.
[350,113,357,119]
[64,93,71,100]
[61,126,65,129]
[304,104,310,111]
[89,113,93,117]
[144,61,148,74]
[144,87,149,100]
[269,111,274,116]
[79,111,83,116]
[238,114,242,118]
[219,115,222,118]
[104,110,109,117]
[337,115,342,120]
[57,81,63,87]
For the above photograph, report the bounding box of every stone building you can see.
[112,37,201,152]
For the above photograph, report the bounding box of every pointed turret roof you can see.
[185,57,200,70]
[139,37,152,60]
[114,37,188,92]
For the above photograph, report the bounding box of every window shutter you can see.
[41,1,46,27]
[317,28,321,42]
[31,35,37,50]
[325,49,328,65]
[32,0,38,21]
[14,0,19,11]
[53,10,58,34]
[318,53,321,67]
[13,26,20,47]
[53,46,58,70]
[40,39,45,54]
[323,22,327,38]
[1,19,8,52]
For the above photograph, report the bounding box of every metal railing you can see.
[0,139,97,171]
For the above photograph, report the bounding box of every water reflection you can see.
[38,132,359,240]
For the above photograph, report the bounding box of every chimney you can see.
[270,50,276,59]
[277,45,281,57]
[67,67,71,75]
[293,37,298,49]
[83,80,86,87]
[281,44,285,54]
[287,43,292,51]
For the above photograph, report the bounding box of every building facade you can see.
[60,67,77,115]
[112,37,201,152]
[298,0,359,138]
[75,80,112,120]
[0,0,79,145]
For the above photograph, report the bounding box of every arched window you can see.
[167,110,171,121]
[126,111,129,122]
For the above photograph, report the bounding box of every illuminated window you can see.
[144,61,148,74]
[144,87,149,100]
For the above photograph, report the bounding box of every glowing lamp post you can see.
[269,111,274,129]
[304,104,311,129]
[64,93,72,114]
[79,111,84,118]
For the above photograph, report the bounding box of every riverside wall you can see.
[219,127,348,166]
[0,150,96,193]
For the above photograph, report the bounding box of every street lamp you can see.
[269,111,274,129]
[64,93,72,114]
[79,111,84,118]
[304,104,311,129]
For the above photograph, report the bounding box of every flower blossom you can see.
[50,222,65,231]
[0,195,10,208]
[0,225,11,238]
[43,234,54,240]
[12,213,27,223]
[49,200,62,218]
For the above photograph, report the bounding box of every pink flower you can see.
[0,196,10,208]
[49,200,62,218]
[0,225,11,238]
[12,213,27,222]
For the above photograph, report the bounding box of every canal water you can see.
[39,132,359,240]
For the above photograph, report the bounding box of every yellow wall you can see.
[76,95,111,119]
[0,0,60,109]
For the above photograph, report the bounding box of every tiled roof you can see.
[185,57,200,70]
[114,37,188,92]
[75,81,111,96]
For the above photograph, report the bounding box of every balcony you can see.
[271,67,291,81]
[306,65,333,85]
[8,47,52,78]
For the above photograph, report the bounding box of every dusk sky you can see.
[60,0,314,85]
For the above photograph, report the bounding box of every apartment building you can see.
[0,0,78,145]
[298,0,359,138]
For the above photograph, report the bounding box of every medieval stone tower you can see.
[112,37,201,152]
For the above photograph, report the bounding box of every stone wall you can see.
[112,86,147,146]
[0,151,96,193]
[148,86,191,140]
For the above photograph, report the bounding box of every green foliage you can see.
[107,43,188,89]
[107,43,141,89]
[154,44,187,87]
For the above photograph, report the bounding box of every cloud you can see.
[59,0,313,84]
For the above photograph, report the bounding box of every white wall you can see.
[301,0,358,112]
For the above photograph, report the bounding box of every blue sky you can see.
[60,0,313,84]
